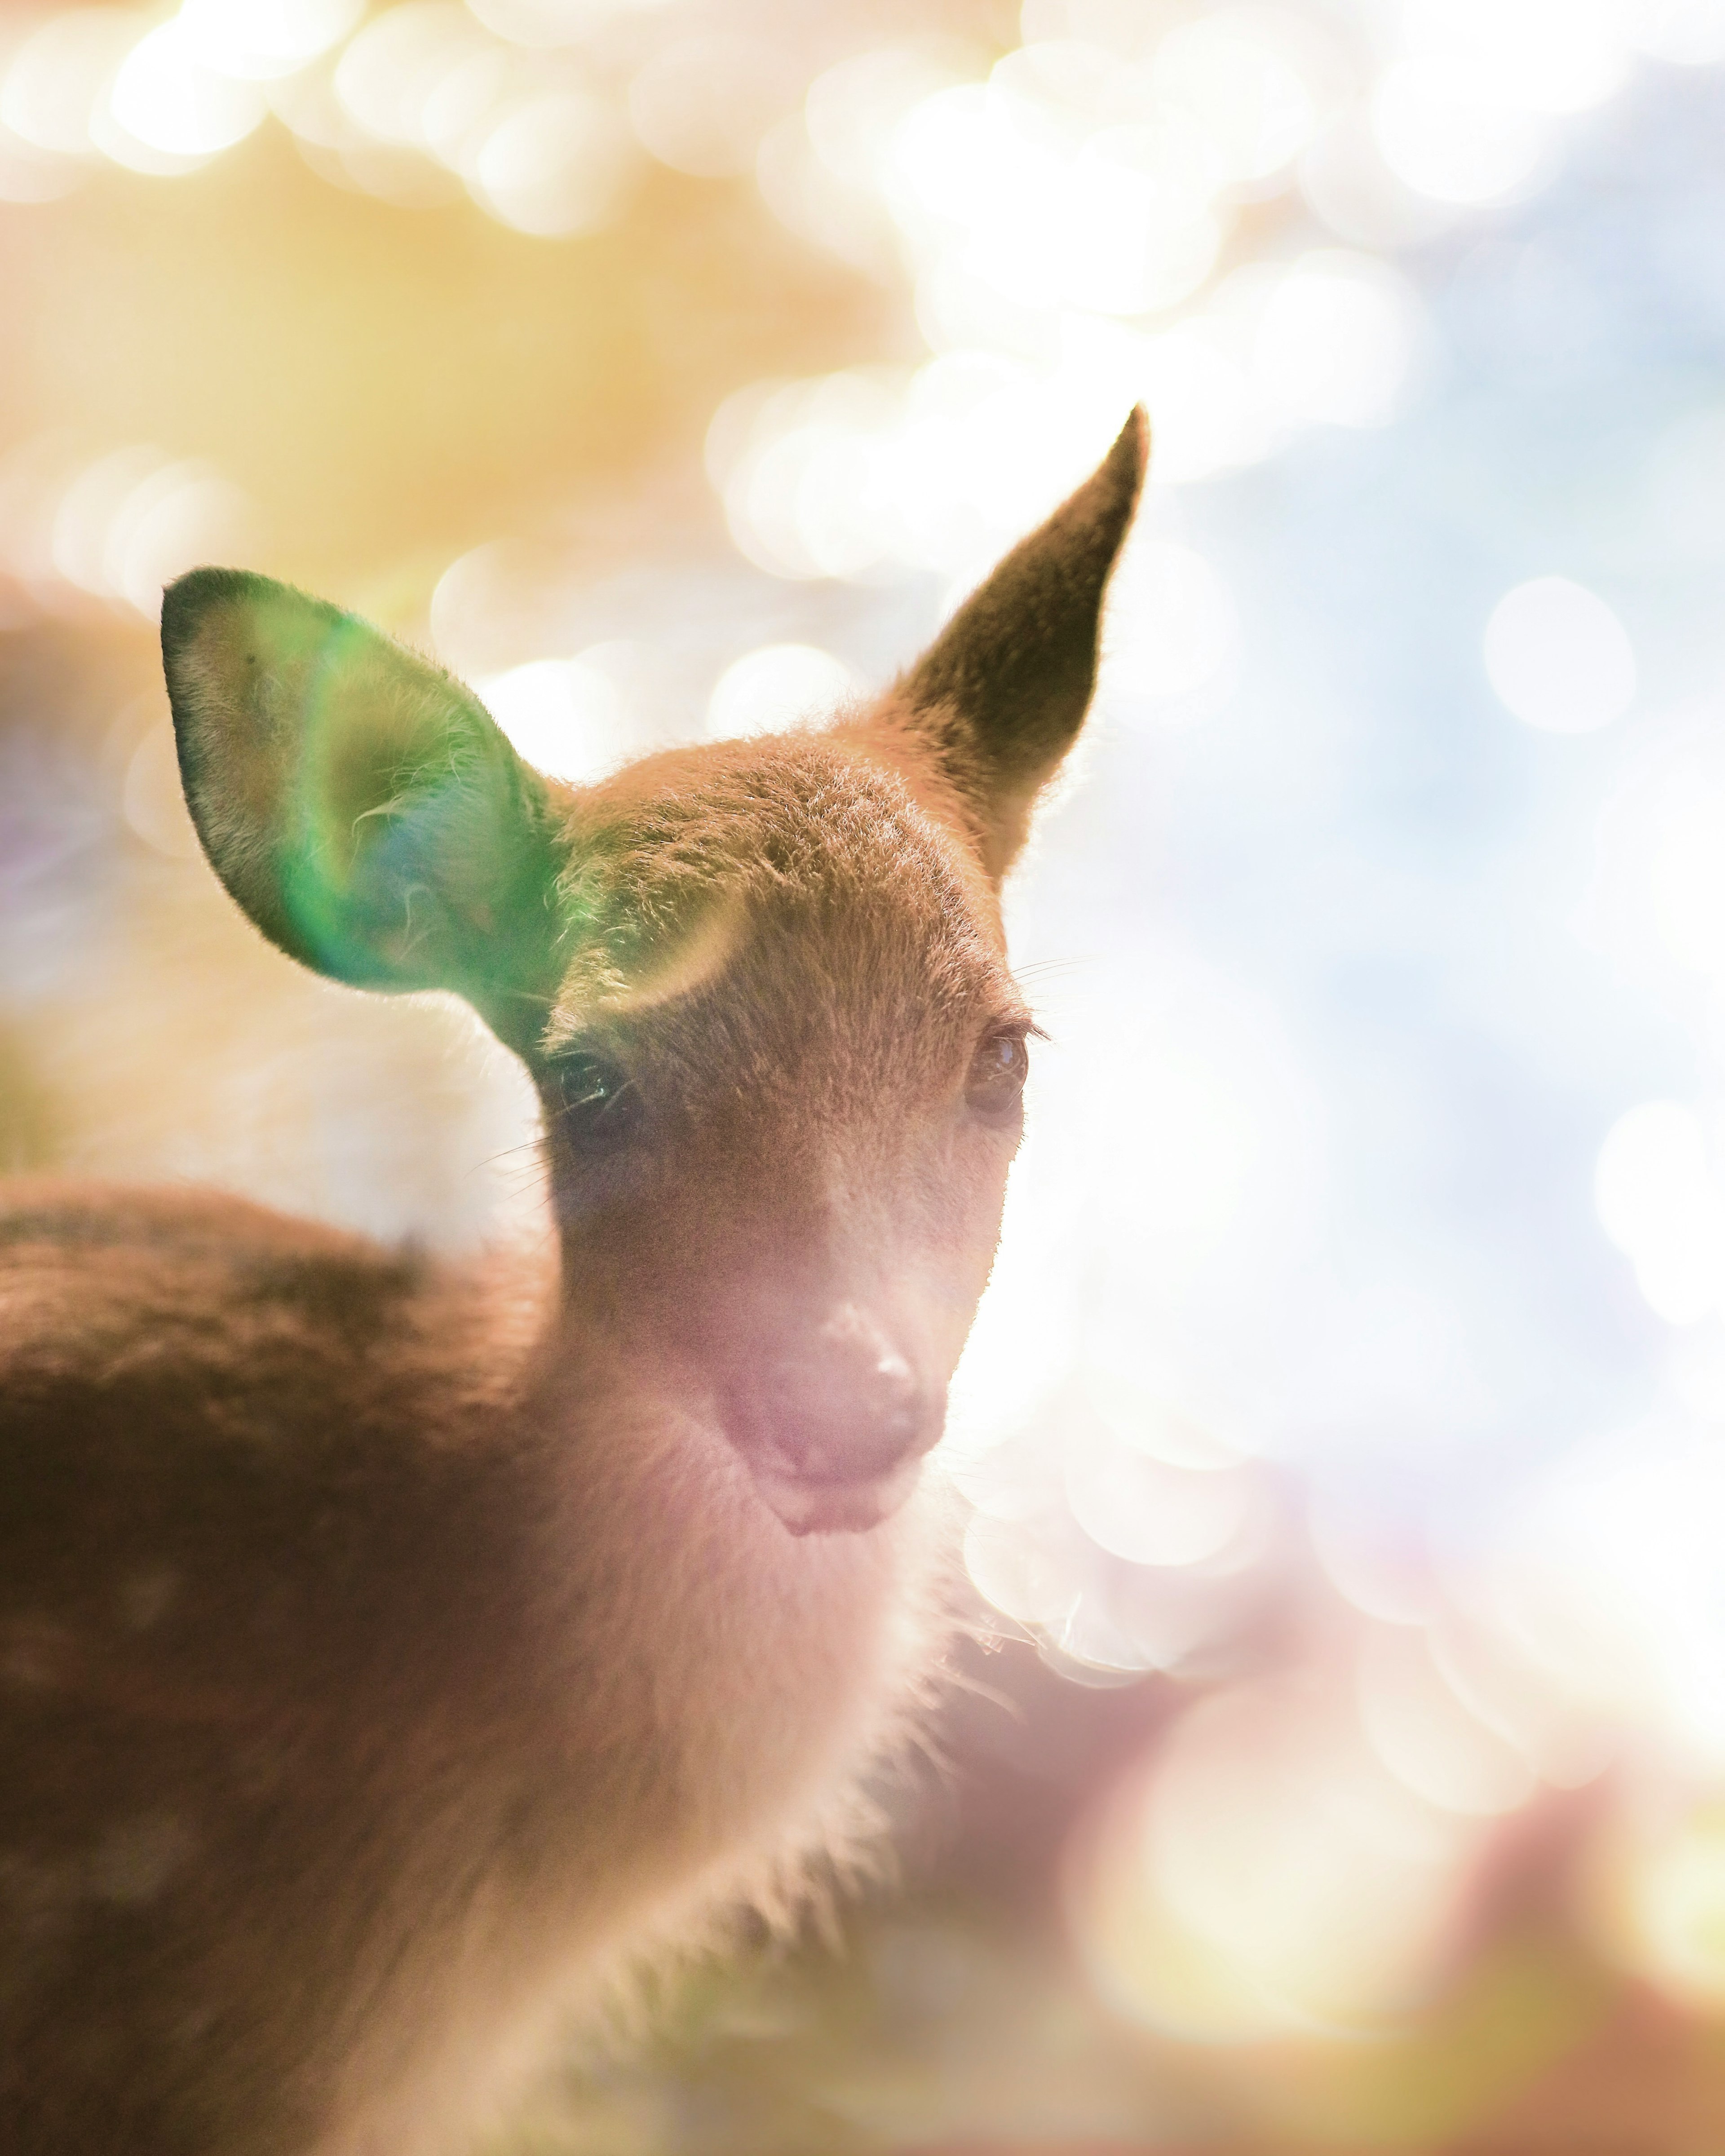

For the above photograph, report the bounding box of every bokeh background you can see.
[7,0,1725,2148]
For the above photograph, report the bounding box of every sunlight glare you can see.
[1065,1409,1256,1567]
[334,3,488,147]
[706,645,862,740]
[1402,0,1627,116]
[473,88,628,234]
[1070,1681,1482,2038]
[1596,1101,1725,1325]
[1483,575,1637,733]
[1,9,138,158]
[478,657,628,783]
[1605,1803,1725,2010]
[105,20,268,164]
[1356,1622,1537,1816]
[1647,780,1725,977]
[1371,62,1547,205]
[1620,0,1725,63]
[1250,250,1422,428]
[1101,539,1236,708]
[1150,7,1321,187]
[178,0,364,82]
[629,35,792,177]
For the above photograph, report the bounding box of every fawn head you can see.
[160,411,1146,1534]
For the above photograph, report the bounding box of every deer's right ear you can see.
[162,569,563,1058]
[889,406,1147,880]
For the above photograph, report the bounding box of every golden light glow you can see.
[705,644,863,739]
[1,435,251,619]
[105,20,269,166]
[1069,1680,1485,2039]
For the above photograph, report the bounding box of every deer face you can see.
[161,411,1146,1535]
[526,742,1033,1531]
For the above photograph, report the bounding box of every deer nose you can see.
[766,1311,924,1469]
[728,1305,941,1532]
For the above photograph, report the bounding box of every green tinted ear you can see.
[162,569,562,1058]
[894,406,1147,878]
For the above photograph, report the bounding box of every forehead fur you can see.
[539,727,1009,1055]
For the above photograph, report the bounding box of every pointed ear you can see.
[162,569,563,1059]
[891,406,1147,879]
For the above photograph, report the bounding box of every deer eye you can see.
[965,1030,1030,1123]
[548,1053,643,1153]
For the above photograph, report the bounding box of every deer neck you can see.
[503,1272,944,1897]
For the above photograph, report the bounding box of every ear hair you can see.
[888,406,1147,879]
[163,569,564,1059]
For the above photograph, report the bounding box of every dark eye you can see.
[965,1030,1030,1122]
[548,1052,643,1154]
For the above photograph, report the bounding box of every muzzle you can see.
[723,1303,944,1535]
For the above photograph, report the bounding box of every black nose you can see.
[739,1305,935,1486]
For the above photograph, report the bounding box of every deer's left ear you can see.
[889,406,1146,879]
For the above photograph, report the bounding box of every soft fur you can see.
[0,411,1146,2155]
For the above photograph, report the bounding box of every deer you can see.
[0,409,1148,2156]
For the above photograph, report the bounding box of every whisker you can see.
[1013,956,1094,990]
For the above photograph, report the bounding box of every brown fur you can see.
[0,412,1146,2154]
